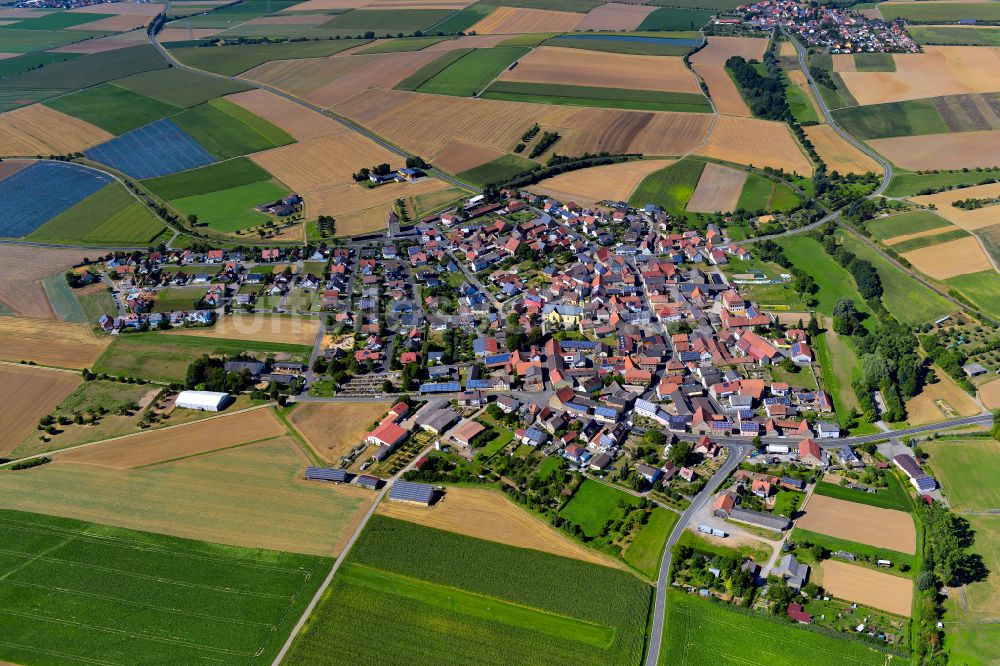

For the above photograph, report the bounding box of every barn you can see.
[175,390,230,411]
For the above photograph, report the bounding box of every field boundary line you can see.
[0,359,82,376]
[0,533,75,582]
[0,402,275,468]
[129,433,287,470]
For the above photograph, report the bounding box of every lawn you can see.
[45,83,181,135]
[814,475,912,513]
[880,2,1000,22]
[482,81,712,113]
[168,39,367,76]
[285,516,653,665]
[836,231,952,325]
[776,235,874,319]
[416,46,529,97]
[771,489,804,517]
[790,527,918,572]
[114,67,251,108]
[637,7,714,31]
[456,153,536,185]
[0,508,331,666]
[142,157,273,200]
[623,507,677,578]
[629,158,706,212]
[478,429,514,458]
[536,455,562,481]
[884,168,1000,197]
[922,438,1000,513]
[559,479,642,538]
[945,270,1000,313]
[659,590,893,666]
[676,529,771,563]
[171,180,289,232]
[867,210,950,240]
[28,183,166,246]
[93,332,311,383]
[172,98,293,160]
[909,25,1000,46]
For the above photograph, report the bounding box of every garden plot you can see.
[0,161,111,238]
[685,161,747,213]
[696,115,813,175]
[795,494,916,554]
[575,3,657,30]
[531,158,676,206]
[469,6,583,33]
[85,118,215,179]
[820,560,913,617]
[0,103,111,155]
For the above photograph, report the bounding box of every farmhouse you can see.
[773,554,809,589]
[366,421,408,449]
[450,419,486,448]
[175,390,230,411]
[893,453,938,492]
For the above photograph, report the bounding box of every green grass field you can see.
[852,52,896,72]
[285,516,652,665]
[27,183,166,246]
[168,40,367,76]
[791,527,918,572]
[171,180,289,232]
[319,8,455,34]
[559,479,642,538]
[541,33,697,56]
[975,222,1000,266]
[909,25,1000,46]
[808,53,857,110]
[814,327,862,421]
[172,97,293,160]
[482,81,713,113]
[880,2,1000,22]
[41,273,85,323]
[833,94,1000,140]
[0,26,108,53]
[637,7,714,31]
[776,235,875,319]
[497,32,560,47]
[45,83,181,135]
[836,231,953,324]
[0,508,331,666]
[430,3,496,34]
[142,157,273,200]
[0,44,165,90]
[0,51,80,78]
[415,46,528,96]
[736,172,802,212]
[167,0,301,27]
[114,67,250,108]
[10,11,112,29]
[647,0,744,8]
[659,590,893,665]
[93,332,311,383]
[945,270,1000,313]
[394,47,471,90]
[867,210,950,240]
[677,529,771,563]
[355,36,448,53]
[77,289,117,322]
[784,72,820,124]
[814,475,912,512]
[623,507,677,578]
[884,168,1000,197]
[889,228,969,253]
[923,438,1000,513]
[629,159,706,212]
[457,153,536,185]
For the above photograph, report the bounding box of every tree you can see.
[668,440,692,466]
[643,430,666,448]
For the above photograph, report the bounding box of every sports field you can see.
[904,372,980,425]
[0,364,81,456]
[558,479,642,537]
[0,508,332,665]
[285,516,652,665]
[796,494,916,554]
[287,400,392,462]
[659,590,892,666]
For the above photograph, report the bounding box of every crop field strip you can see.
[529,158,677,206]
[542,33,701,56]
[85,119,216,179]
[413,46,530,96]
[167,39,369,76]
[0,104,112,157]
[0,162,112,239]
[0,364,81,456]
[630,158,706,211]
[0,508,332,666]
[833,93,1000,140]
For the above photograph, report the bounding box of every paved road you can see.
[644,442,752,666]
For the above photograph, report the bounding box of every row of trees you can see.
[725,54,790,122]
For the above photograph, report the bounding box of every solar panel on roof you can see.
[419,382,461,393]
[305,467,348,482]
[389,480,435,504]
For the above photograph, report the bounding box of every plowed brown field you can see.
[225,88,345,139]
[0,318,109,368]
[0,105,112,156]
[797,494,916,554]
[575,3,656,30]
[530,158,675,206]
[0,365,81,455]
[59,406,285,468]
[469,6,583,33]
[805,124,880,174]
[331,88,711,160]
[697,115,813,174]
[685,161,747,213]
[500,46,701,94]
[821,560,914,617]
[902,235,993,279]
[377,486,626,569]
[840,46,1000,105]
[288,401,392,462]
[831,53,857,72]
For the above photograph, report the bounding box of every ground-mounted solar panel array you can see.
[0,161,111,237]
[85,118,216,179]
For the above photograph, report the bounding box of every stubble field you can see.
[225,88,347,139]
[287,401,392,462]
[904,372,981,425]
[431,139,507,173]
[870,129,1000,170]
[900,235,993,279]
[469,6,583,34]
[0,317,110,368]
[0,364,81,455]
[0,245,94,318]
[575,3,656,30]
[0,103,111,155]
[684,161,747,212]
[697,115,813,174]
[795,494,916,554]
[530,158,675,205]
[804,123,880,175]
[908,181,1000,230]
[820,560,913,617]
[690,35,769,116]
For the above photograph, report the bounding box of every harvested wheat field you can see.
[689,37,768,116]
[697,115,813,174]
[300,51,443,106]
[243,56,364,100]
[432,139,507,173]
[0,438,373,556]
[831,53,858,72]
[980,378,1000,409]
[251,132,397,192]
[530,158,675,206]
[692,36,769,66]
[307,176,452,222]
[695,65,750,115]
[470,6,583,34]
[67,14,147,31]
[805,124,881,175]
[0,157,28,180]
[906,372,981,425]
[51,32,148,53]
[377,486,626,569]
[171,313,320,346]
[0,245,94,318]
[872,129,1000,170]
[0,318,109,368]
[288,401,392,462]
[909,182,1000,230]
[332,88,712,160]
[797,494,916,554]
[0,105,111,156]
[778,41,796,57]
[840,46,1000,105]
[821,560,913,616]
[685,162,747,213]
[59,406,285,469]
[575,3,656,30]
[902,235,993,279]
[500,46,701,94]
[0,365,81,456]
[226,88,344,140]
[280,0,377,9]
